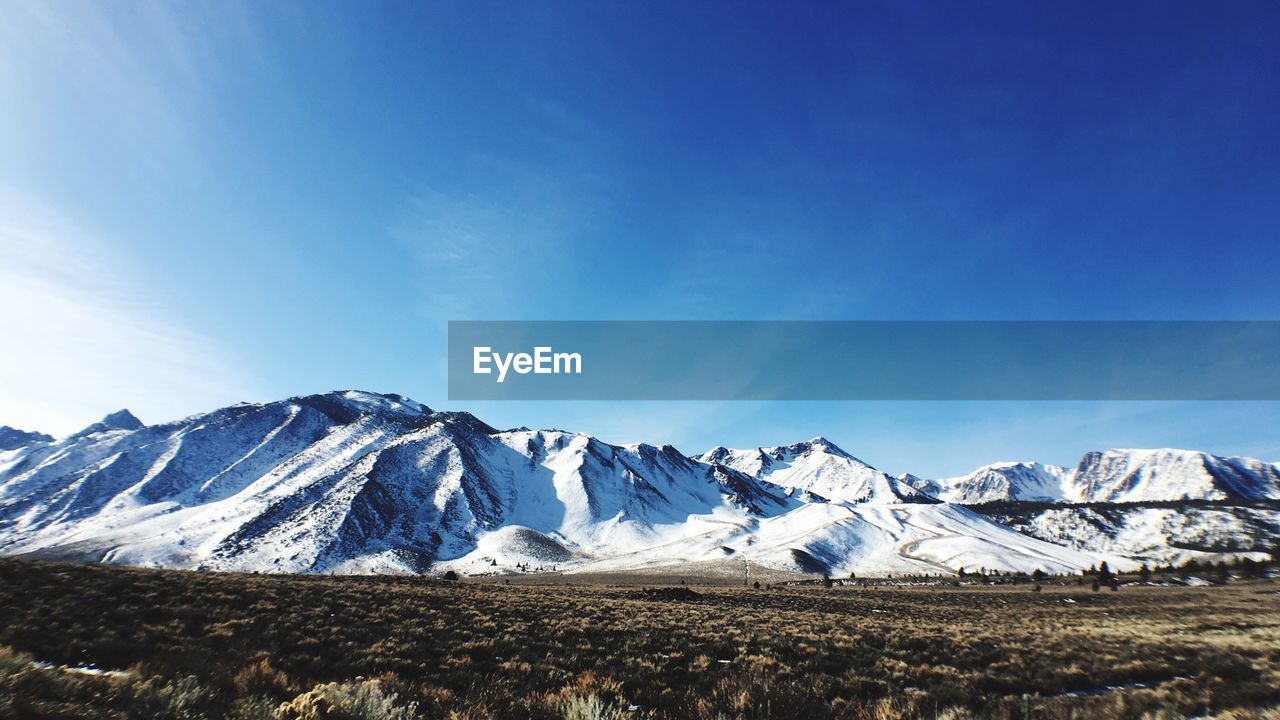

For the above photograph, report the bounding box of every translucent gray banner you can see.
[447,321,1280,400]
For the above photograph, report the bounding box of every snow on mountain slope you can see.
[1,392,1271,577]
[929,462,1068,504]
[697,438,936,505]
[918,450,1280,505]
[1063,449,1280,503]
[0,392,443,572]
[573,501,1114,576]
[70,409,145,439]
[987,503,1280,567]
[944,450,1280,565]
[434,429,801,574]
[0,425,53,451]
[0,391,800,575]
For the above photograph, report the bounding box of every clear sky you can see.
[2,1,1279,477]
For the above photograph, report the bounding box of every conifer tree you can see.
[1097,561,1113,586]
[1215,562,1230,585]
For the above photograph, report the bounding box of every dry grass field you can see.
[0,558,1278,719]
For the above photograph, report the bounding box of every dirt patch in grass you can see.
[627,587,704,602]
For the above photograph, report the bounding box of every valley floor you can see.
[0,559,1278,719]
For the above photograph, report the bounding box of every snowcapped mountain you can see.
[697,438,935,505]
[989,503,1280,568]
[680,439,1093,575]
[0,426,52,451]
[69,409,145,439]
[0,391,808,575]
[1062,449,1280,503]
[918,462,1069,504]
[0,391,1273,577]
[576,501,1103,577]
[912,450,1280,567]
[912,450,1280,506]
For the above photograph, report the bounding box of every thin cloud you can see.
[391,162,597,320]
[0,188,259,436]
[0,0,272,177]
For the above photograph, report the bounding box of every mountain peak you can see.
[807,436,851,455]
[1066,447,1280,503]
[0,425,54,450]
[853,473,942,505]
[776,436,854,460]
[101,409,144,431]
[431,409,498,434]
[934,461,1067,504]
[288,390,431,425]
[71,409,145,438]
[327,390,430,415]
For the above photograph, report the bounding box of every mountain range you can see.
[1,390,1276,577]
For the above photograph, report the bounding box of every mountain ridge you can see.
[0,426,53,451]
[2,390,1276,576]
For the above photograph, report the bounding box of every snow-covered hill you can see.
[0,392,811,575]
[575,501,1104,577]
[913,462,1068,504]
[982,503,1280,568]
[0,391,1273,576]
[0,425,53,451]
[908,450,1280,568]
[914,450,1280,505]
[697,439,935,505]
[1063,449,1280,503]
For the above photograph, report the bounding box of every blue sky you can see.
[2,1,1279,476]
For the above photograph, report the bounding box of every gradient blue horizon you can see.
[3,1,1279,476]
